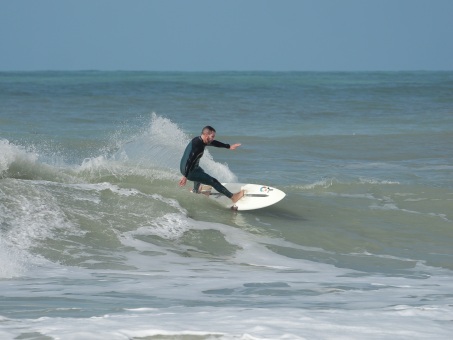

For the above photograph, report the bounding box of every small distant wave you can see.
[358,177,400,185]
[293,178,337,190]
[0,139,75,182]
[0,139,39,178]
[293,177,400,191]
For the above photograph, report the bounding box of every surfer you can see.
[179,126,245,203]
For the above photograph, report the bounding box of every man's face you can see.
[203,131,215,144]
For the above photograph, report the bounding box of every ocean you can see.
[1,71,452,339]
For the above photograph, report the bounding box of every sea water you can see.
[1,71,453,339]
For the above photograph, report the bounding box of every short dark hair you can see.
[202,126,216,134]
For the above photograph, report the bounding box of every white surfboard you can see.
[201,183,286,211]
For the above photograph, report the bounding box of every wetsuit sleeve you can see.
[210,140,231,149]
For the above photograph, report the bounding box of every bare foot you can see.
[200,189,211,197]
[231,190,245,203]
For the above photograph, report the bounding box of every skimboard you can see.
[200,183,285,211]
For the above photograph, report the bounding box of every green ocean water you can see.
[1,71,453,339]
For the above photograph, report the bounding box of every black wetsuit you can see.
[180,136,233,198]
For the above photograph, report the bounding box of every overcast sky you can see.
[1,0,452,71]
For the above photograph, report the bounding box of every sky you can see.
[1,0,452,71]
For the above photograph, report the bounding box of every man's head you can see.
[201,126,216,144]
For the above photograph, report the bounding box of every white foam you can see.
[0,239,27,278]
[359,177,400,185]
[295,178,336,190]
[6,190,75,250]
[1,305,452,340]
[0,179,88,278]
[0,139,38,175]
[112,113,237,182]
[131,213,191,240]
[114,113,189,170]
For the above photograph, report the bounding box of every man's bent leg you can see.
[187,167,233,198]
[193,182,201,193]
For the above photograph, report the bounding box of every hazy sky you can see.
[1,0,452,71]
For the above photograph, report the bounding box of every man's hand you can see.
[230,143,241,150]
[179,176,187,187]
